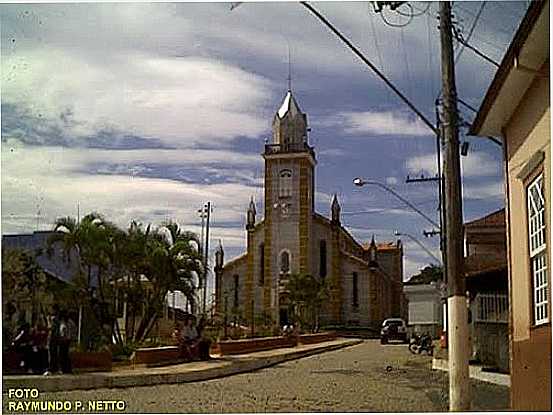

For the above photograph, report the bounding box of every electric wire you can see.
[455,1,486,63]
[300,1,438,135]
[368,2,385,71]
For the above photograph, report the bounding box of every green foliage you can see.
[2,248,49,323]
[46,213,203,349]
[406,264,443,285]
[285,273,329,333]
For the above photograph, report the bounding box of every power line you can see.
[452,25,500,67]
[300,1,438,135]
[455,1,486,63]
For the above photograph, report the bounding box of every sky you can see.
[1,1,529,293]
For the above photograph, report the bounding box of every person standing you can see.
[31,321,49,374]
[44,305,60,375]
[12,322,32,373]
[58,311,72,374]
[179,316,199,361]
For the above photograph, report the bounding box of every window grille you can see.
[527,174,548,325]
[475,292,508,323]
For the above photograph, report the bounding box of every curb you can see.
[432,357,511,387]
[3,339,363,393]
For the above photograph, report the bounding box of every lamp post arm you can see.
[368,181,440,229]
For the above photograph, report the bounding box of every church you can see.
[214,90,406,330]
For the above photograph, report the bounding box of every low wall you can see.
[131,346,180,365]
[217,336,297,355]
[298,332,337,344]
[71,351,112,372]
[216,332,337,355]
[3,350,112,374]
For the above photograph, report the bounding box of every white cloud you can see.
[323,111,433,137]
[385,176,398,185]
[406,151,502,178]
[2,49,273,147]
[463,181,505,200]
[1,142,265,235]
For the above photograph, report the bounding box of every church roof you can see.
[361,241,401,252]
[277,90,302,119]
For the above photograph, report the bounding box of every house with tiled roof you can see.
[469,0,550,409]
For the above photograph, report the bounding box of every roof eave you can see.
[469,0,549,137]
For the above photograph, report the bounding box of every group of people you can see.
[173,315,211,361]
[10,305,76,375]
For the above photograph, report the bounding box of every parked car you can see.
[380,318,408,344]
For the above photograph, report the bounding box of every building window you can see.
[475,292,508,323]
[527,174,548,325]
[233,274,239,309]
[280,251,290,274]
[259,243,265,285]
[352,272,359,309]
[279,169,292,198]
[320,240,327,279]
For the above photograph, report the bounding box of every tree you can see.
[406,264,443,285]
[2,248,47,325]
[285,273,328,333]
[131,221,203,342]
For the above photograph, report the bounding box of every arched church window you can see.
[320,240,327,279]
[280,251,290,274]
[352,272,359,309]
[279,169,292,198]
[233,274,239,309]
[259,243,265,285]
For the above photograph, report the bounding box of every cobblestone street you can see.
[41,340,509,412]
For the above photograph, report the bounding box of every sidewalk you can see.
[3,338,363,393]
[432,357,511,387]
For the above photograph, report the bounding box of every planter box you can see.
[298,332,337,345]
[216,336,297,355]
[3,350,24,374]
[131,346,180,365]
[70,351,112,372]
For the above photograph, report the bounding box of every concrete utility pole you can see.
[439,2,470,410]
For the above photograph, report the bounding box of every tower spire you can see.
[287,41,292,92]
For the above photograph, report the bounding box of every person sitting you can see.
[196,317,212,361]
[179,317,200,361]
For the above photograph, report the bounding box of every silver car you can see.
[380,318,408,344]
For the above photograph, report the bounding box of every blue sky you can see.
[1,1,528,284]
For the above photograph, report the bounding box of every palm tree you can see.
[285,273,329,333]
[129,221,203,343]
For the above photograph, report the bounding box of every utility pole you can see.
[439,2,469,410]
[198,207,206,294]
[202,202,211,316]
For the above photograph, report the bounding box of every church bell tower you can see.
[262,90,316,321]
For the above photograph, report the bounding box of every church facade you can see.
[214,91,406,329]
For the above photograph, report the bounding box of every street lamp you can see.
[353,177,440,229]
[393,230,442,265]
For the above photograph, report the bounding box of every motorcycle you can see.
[408,333,434,355]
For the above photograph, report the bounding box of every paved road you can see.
[41,340,509,412]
